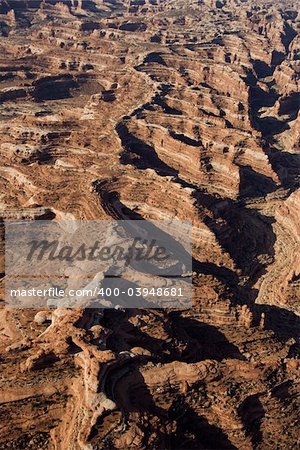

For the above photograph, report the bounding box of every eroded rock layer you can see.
[0,0,299,449]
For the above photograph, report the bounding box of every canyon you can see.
[0,0,299,449]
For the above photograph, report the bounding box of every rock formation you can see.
[0,0,299,449]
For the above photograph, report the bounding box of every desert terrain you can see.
[0,0,299,449]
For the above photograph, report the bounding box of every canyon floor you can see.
[0,0,299,449]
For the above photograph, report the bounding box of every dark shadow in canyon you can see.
[94,185,241,290]
[117,122,179,177]
[169,395,238,449]
[238,394,265,449]
[238,165,278,198]
[170,315,246,363]
[193,191,276,288]
[244,63,300,190]
[253,304,300,342]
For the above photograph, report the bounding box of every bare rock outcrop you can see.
[0,0,299,449]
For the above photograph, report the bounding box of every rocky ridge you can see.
[0,0,299,449]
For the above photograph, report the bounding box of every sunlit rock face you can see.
[0,0,299,449]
